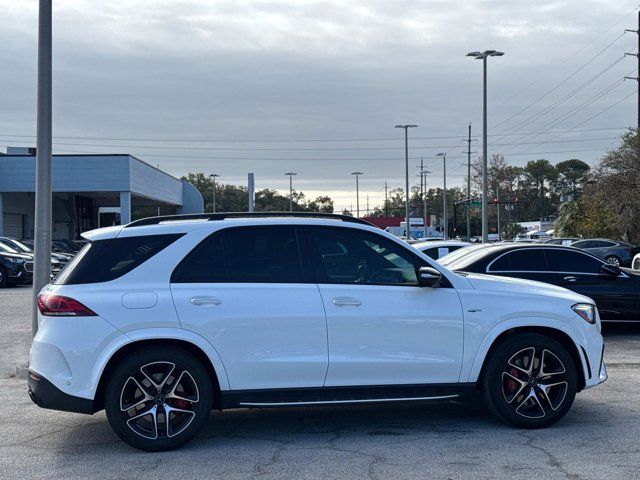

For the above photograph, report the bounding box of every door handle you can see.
[190,296,222,306]
[563,276,577,283]
[332,297,362,307]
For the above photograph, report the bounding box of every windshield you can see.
[3,239,31,253]
[437,244,489,267]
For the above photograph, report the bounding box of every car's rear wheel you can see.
[605,255,621,267]
[105,346,213,451]
[482,333,577,428]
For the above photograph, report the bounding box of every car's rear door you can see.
[544,248,640,322]
[307,226,464,387]
[170,225,328,390]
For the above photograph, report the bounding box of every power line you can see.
[492,30,631,132]
[493,5,639,112]
[504,55,630,134]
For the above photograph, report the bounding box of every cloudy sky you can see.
[0,0,637,211]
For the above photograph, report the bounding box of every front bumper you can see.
[28,371,95,414]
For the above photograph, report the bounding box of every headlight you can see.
[572,303,596,324]
[6,257,25,264]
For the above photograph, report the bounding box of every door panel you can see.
[171,283,328,389]
[557,274,639,321]
[318,283,464,386]
[306,226,464,387]
[170,225,328,390]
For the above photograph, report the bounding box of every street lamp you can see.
[209,173,220,213]
[351,172,363,217]
[395,124,418,238]
[466,49,504,243]
[436,153,448,240]
[285,172,297,212]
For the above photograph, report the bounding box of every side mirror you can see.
[418,266,442,288]
[599,263,621,277]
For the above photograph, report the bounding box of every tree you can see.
[180,173,335,213]
[554,159,590,200]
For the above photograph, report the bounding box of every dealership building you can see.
[0,148,204,240]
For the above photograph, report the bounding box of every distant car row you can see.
[0,237,81,287]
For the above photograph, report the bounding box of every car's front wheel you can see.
[482,333,577,428]
[105,346,213,451]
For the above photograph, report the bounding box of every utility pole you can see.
[384,181,388,217]
[209,173,220,213]
[248,173,255,213]
[32,0,53,336]
[285,172,296,212]
[465,123,477,239]
[421,169,431,239]
[366,195,369,217]
[351,172,363,217]
[436,153,447,240]
[395,124,418,238]
[626,12,640,140]
[496,184,501,241]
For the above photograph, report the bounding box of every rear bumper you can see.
[27,371,95,414]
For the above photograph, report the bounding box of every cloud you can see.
[0,0,636,210]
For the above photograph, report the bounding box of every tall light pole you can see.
[285,172,297,212]
[32,0,53,336]
[466,50,504,243]
[351,172,363,217]
[395,124,418,238]
[436,153,448,240]
[209,174,220,213]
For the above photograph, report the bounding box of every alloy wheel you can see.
[501,347,568,419]
[120,361,200,440]
[606,256,621,266]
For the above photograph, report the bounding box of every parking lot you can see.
[1,286,640,480]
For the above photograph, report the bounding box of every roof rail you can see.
[124,212,373,228]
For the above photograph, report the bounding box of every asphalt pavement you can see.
[1,286,639,480]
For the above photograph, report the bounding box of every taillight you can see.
[37,294,97,317]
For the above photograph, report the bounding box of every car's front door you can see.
[170,225,328,390]
[306,226,464,387]
[544,248,640,322]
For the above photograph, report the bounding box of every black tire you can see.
[481,333,577,428]
[105,346,214,451]
[0,267,7,288]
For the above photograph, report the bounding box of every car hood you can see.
[460,271,594,304]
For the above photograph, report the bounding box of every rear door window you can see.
[171,226,304,283]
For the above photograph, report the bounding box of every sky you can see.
[0,0,638,212]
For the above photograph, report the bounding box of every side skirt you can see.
[220,383,476,409]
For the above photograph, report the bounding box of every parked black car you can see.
[439,243,640,322]
[571,238,640,267]
[0,237,71,264]
[0,245,33,287]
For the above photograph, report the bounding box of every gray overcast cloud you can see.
[0,0,637,210]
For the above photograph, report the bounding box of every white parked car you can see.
[29,213,606,451]
[412,240,472,260]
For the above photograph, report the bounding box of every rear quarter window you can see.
[54,234,182,285]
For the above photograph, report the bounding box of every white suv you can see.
[29,213,607,451]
